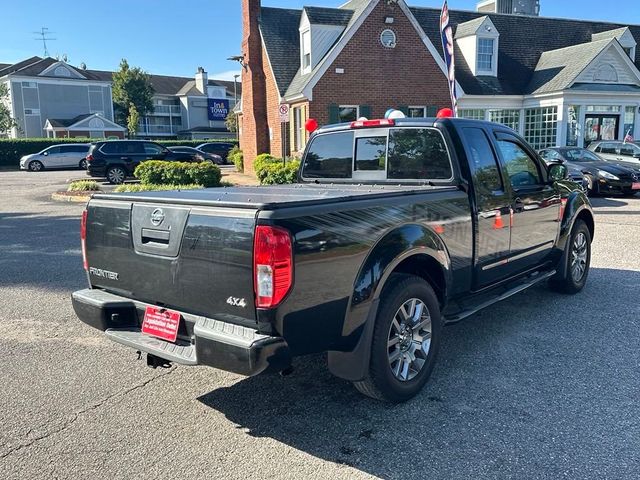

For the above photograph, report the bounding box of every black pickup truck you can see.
[72,117,594,402]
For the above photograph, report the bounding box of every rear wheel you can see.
[28,160,44,172]
[585,175,598,197]
[549,220,591,294]
[106,166,126,184]
[354,275,442,403]
[79,159,87,170]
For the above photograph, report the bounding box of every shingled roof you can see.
[410,7,640,96]
[303,6,353,26]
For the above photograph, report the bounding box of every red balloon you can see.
[305,118,319,133]
[436,108,454,118]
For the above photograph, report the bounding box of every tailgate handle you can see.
[141,228,170,246]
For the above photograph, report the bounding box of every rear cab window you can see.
[301,127,453,182]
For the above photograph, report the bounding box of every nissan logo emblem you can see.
[150,208,165,226]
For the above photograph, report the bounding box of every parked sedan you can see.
[20,144,90,171]
[168,146,224,165]
[587,140,640,171]
[196,142,235,162]
[540,147,640,197]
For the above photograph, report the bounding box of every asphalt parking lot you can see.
[1,169,639,479]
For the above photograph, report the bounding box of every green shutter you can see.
[359,105,372,119]
[427,106,438,117]
[398,105,409,116]
[329,104,340,124]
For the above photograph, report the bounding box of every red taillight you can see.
[86,154,93,163]
[81,210,88,270]
[253,226,293,309]
[350,119,395,129]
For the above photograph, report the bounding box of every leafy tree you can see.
[112,59,154,127]
[127,103,140,138]
[225,111,238,133]
[0,84,18,135]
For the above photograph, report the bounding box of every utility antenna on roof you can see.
[33,27,56,57]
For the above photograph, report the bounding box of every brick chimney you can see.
[195,66,208,95]
[241,0,269,173]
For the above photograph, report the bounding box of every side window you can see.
[496,139,542,188]
[540,149,561,161]
[355,136,386,172]
[46,147,61,155]
[302,132,354,178]
[100,142,120,154]
[143,143,165,155]
[463,128,503,192]
[620,144,640,156]
[388,128,452,179]
[599,143,617,154]
[71,145,89,153]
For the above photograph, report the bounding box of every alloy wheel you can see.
[107,168,125,184]
[387,298,432,382]
[29,161,43,172]
[571,232,588,283]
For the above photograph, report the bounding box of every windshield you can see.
[564,149,600,163]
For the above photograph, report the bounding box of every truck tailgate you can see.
[85,199,257,322]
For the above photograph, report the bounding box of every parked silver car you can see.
[20,144,90,171]
[587,140,640,172]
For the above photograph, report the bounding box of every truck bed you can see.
[93,184,457,209]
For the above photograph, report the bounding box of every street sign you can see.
[279,104,290,123]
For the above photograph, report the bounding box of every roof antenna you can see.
[33,27,56,57]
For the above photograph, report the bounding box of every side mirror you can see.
[548,163,568,182]
[43,151,49,156]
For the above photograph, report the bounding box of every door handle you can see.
[513,198,525,213]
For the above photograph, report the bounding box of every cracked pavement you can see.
[1,170,639,479]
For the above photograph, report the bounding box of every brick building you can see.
[239,0,640,174]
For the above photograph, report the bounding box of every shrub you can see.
[254,154,279,183]
[114,183,203,193]
[259,160,301,185]
[228,146,244,172]
[67,180,101,192]
[134,161,221,188]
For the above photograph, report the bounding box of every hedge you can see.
[0,138,238,168]
[67,180,101,192]
[228,146,244,172]
[254,154,300,185]
[134,161,222,188]
[114,183,203,193]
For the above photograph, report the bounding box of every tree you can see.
[225,111,238,133]
[112,59,154,127]
[127,103,140,138]
[0,84,18,135]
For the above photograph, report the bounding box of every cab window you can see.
[387,128,452,180]
[464,128,503,192]
[355,136,386,172]
[302,132,353,178]
[497,140,542,188]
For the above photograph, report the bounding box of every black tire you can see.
[79,159,87,170]
[106,166,127,185]
[354,274,442,403]
[585,175,598,197]
[549,220,591,294]
[28,160,44,172]
[622,190,638,198]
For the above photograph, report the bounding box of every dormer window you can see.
[301,30,311,73]
[455,16,499,77]
[477,38,495,71]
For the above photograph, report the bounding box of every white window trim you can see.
[408,106,427,118]
[339,105,360,122]
[301,29,312,74]
[476,37,498,76]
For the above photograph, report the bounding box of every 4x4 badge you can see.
[226,297,247,308]
[150,208,165,226]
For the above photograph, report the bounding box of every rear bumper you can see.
[87,165,107,178]
[72,288,291,376]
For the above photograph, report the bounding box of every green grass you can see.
[114,183,204,193]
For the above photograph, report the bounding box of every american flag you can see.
[624,129,634,144]
[440,1,458,116]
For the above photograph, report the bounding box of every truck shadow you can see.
[198,267,640,479]
[0,212,86,291]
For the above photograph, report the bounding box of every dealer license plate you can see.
[632,182,640,190]
[142,306,181,343]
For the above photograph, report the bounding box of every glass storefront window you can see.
[566,105,580,147]
[459,109,486,120]
[586,105,621,113]
[524,106,558,150]
[624,106,636,139]
[489,109,521,131]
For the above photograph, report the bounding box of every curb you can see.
[51,192,95,203]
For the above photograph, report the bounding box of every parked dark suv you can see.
[86,140,195,184]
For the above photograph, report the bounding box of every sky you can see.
[1,0,639,81]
